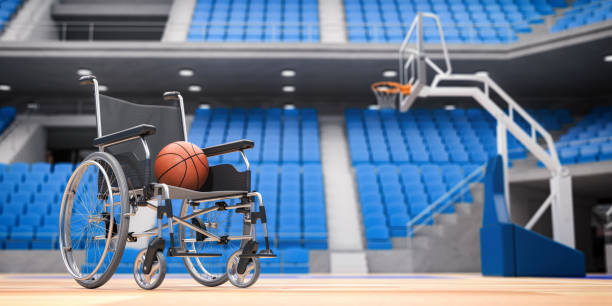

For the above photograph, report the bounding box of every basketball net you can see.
[371,82,412,109]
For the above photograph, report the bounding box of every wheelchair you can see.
[58,75,276,290]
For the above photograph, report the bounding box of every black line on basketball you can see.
[157,154,188,181]
[178,159,187,188]
[157,152,189,159]
[190,143,208,167]
[175,142,201,188]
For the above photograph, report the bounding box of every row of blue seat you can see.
[344,0,562,43]
[346,109,498,164]
[346,108,571,165]
[348,24,520,43]
[554,106,612,164]
[189,0,320,42]
[551,0,612,33]
[187,26,320,42]
[189,107,320,163]
[0,156,328,250]
[0,161,74,174]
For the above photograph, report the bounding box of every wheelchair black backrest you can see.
[97,94,251,192]
[98,94,185,188]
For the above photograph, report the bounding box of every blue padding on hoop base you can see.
[480,223,515,276]
[480,155,585,277]
[514,226,585,277]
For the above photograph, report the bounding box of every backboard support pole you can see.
[389,12,576,248]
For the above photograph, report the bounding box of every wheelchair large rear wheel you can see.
[178,200,248,287]
[59,152,130,289]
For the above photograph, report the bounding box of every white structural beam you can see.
[394,13,574,248]
[420,84,575,248]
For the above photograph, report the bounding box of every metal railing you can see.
[6,21,322,42]
[349,21,520,44]
[405,163,486,236]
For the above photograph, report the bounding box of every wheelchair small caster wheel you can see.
[226,250,260,288]
[133,248,166,290]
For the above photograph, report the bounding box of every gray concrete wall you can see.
[509,184,553,238]
[0,119,47,164]
[1,0,57,41]
[161,0,196,42]
[0,251,68,273]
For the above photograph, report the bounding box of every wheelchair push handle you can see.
[163,91,182,101]
[79,75,97,85]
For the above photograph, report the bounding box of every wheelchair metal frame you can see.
[69,75,274,289]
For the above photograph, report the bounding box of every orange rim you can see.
[371,81,412,95]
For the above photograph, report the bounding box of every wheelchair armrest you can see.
[202,139,254,157]
[93,124,156,147]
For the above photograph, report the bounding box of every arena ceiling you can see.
[0,22,610,110]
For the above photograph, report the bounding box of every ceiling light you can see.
[98,85,108,92]
[282,85,295,93]
[605,55,612,62]
[0,84,11,92]
[382,70,397,78]
[281,69,296,77]
[179,68,194,77]
[188,85,202,92]
[77,68,92,76]
[198,104,210,109]
[445,105,456,111]
[284,104,296,109]
[368,104,380,110]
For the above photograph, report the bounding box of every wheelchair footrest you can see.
[239,249,277,259]
[168,248,221,258]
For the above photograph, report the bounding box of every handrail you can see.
[406,164,486,235]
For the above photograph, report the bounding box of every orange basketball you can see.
[155,141,209,190]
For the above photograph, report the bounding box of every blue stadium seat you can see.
[578,145,599,163]
[365,225,392,249]
[3,201,26,215]
[6,226,34,249]
[53,163,74,173]
[31,162,51,173]
[281,248,309,272]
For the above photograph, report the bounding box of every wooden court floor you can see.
[0,274,611,306]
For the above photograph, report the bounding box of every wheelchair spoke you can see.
[178,200,246,286]
[59,153,129,287]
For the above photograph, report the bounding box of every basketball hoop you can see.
[371,81,412,109]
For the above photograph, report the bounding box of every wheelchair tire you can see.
[133,249,166,290]
[226,250,260,288]
[59,152,130,289]
[178,200,249,287]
